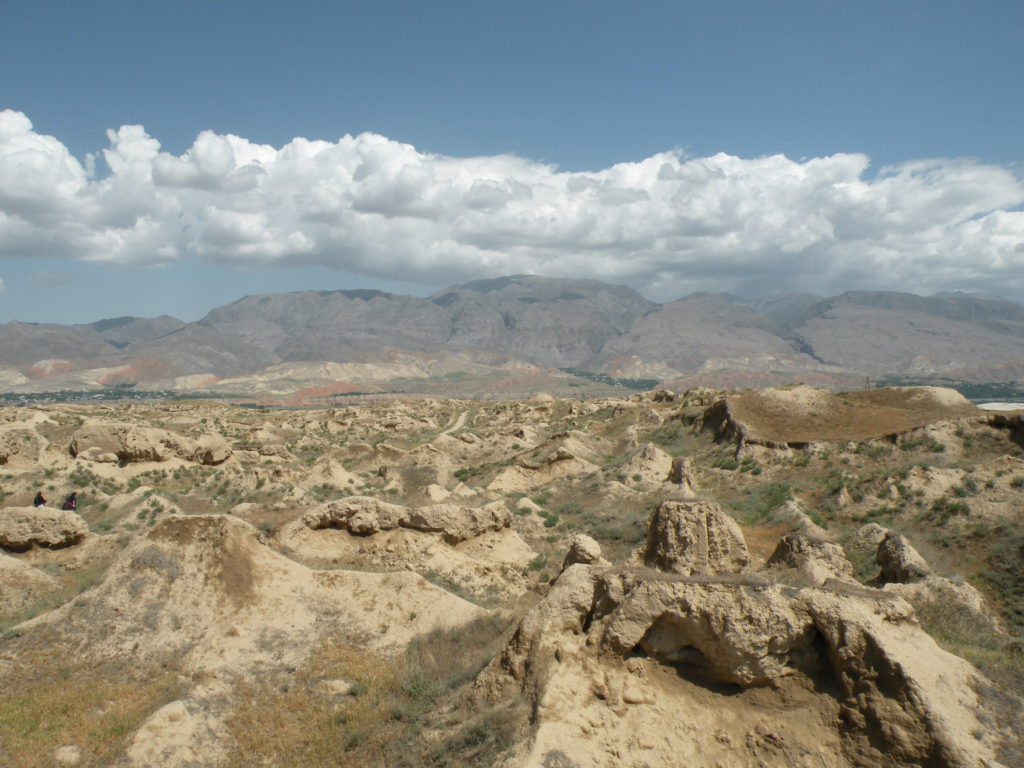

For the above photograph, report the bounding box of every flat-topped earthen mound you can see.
[702,385,979,444]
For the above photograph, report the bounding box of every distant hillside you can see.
[1,276,1023,395]
[769,291,1024,376]
[427,275,657,368]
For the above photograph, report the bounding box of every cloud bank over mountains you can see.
[1,109,1022,301]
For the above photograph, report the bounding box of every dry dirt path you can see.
[440,409,469,436]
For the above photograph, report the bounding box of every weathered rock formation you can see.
[667,456,699,494]
[0,506,88,551]
[0,389,1019,768]
[0,426,48,467]
[618,443,674,488]
[876,532,933,583]
[290,496,512,545]
[69,423,231,465]
[764,532,854,586]
[630,499,749,575]
[845,523,890,562]
[276,496,535,601]
[478,505,1005,768]
[871,530,1003,637]
[0,552,61,612]
[561,534,609,572]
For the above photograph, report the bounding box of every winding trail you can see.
[440,409,469,437]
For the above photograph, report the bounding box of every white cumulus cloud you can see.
[1,108,1023,300]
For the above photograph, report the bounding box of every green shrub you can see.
[930,497,970,524]
[525,555,547,573]
[855,506,898,523]
[538,510,560,528]
[730,483,791,525]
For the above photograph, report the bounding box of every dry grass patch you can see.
[225,613,527,768]
[0,653,182,768]
[912,596,1024,765]
[914,596,1024,676]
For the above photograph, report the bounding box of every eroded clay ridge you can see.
[480,500,1007,768]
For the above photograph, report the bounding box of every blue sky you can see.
[1,0,1022,324]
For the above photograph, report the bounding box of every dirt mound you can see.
[488,448,600,494]
[3,513,485,768]
[70,422,231,465]
[701,385,979,445]
[14,514,483,672]
[0,553,61,614]
[775,497,834,540]
[846,386,975,412]
[277,497,536,601]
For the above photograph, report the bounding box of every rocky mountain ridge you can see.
[2,275,1023,396]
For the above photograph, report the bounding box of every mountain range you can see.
[2,275,1023,397]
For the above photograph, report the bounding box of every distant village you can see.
[0,389,193,407]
